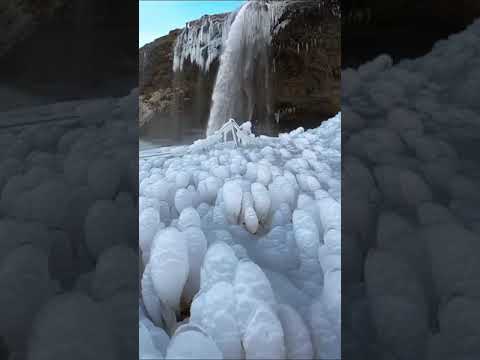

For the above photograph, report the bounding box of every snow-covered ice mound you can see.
[139,113,341,359]
[342,19,480,360]
[0,90,138,358]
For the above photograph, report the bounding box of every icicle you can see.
[173,10,238,72]
[297,43,300,54]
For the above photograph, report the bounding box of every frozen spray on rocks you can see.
[173,0,288,137]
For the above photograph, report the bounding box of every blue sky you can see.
[139,1,246,47]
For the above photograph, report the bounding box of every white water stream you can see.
[206,0,286,135]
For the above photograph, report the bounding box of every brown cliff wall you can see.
[271,1,340,130]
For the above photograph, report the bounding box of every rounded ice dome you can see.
[139,112,342,359]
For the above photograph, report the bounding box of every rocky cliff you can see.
[139,0,340,136]
[139,29,182,126]
[270,0,340,130]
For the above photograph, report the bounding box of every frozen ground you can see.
[342,19,480,359]
[0,90,138,359]
[139,113,341,359]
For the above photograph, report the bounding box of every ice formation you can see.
[139,113,341,359]
[0,89,138,359]
[168,0,292,139]
[173,1,286,76]
[342,19,480,360]
[165,326,222,359]
[173,12,237,73]
[149,228,189,311]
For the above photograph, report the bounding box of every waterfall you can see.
[206,0,286,136]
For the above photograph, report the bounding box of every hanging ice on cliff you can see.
[173,12,237,73]
[172,1,289,136]
[173,1,286,74]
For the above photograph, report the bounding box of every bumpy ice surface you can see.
[0,90,138,359]
[139,113,341,359]
[342,19,480,360]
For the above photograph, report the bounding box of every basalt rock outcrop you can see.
[139,0,340,137]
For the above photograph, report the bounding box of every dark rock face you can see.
[0,0,138,104]
[0,0,64,58]
[140,30,182,97]
[139,30,181,128]
[342,0,480,68]
[271,0,340,131]
[139,0,340,138]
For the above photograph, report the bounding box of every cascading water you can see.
[206,0,287,136]
[171,0,287,137]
